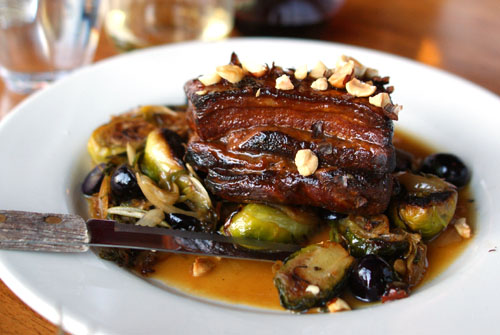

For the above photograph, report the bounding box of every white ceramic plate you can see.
[1,38,499,335]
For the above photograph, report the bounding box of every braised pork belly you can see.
[185,54,399,215]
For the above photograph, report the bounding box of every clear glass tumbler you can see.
[104,0,234,52]
[0,0,103,94]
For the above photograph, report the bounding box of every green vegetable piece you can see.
[224,204,319,244]
[88,116,156,164]
[338,214,409,258]
[87,105,187,164]
[141,128,216,226]
[142,129,184,182]
[274,242,354,311]
[391,172,458,240]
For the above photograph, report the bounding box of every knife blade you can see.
[0,210,300,261]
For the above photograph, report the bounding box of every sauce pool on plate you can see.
[148,130,475,310]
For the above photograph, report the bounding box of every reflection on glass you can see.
[104,0,234,52]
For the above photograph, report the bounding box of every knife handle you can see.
[0,210,89,252]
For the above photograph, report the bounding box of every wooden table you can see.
[1,0,499,333]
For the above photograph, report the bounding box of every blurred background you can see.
[1,0,499,333]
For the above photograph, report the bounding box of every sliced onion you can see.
[126,142,136,166]
[186,163,202,182]
[135,172,201,219]
[189,175,213,208]
[136,172,179,206]
[107,206,147,219]
[136,208,165,227]
[96,175,110,219]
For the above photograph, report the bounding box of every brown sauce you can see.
[150,129,475,310]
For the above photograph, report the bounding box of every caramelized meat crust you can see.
[185,77,395,146]
[204,169,393,216]
[184,55,397,214]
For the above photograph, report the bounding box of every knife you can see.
[0,210,300,261]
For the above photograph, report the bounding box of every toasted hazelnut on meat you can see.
[216,64,245,84]
[192,257,216,277]
[309,61,327,79]
[295,149,318,176]
[242,62,268,77]
[275,74,294,90]
[369,92,392,107]
[294,64,308,80]
[454,218,471,239]
[195,90,207,95]
[337,55,366,78]
[311,77,328,91]
[327,298,351,313]
[198,72,221,86]
[328,61,354,88]
[345,78,377,97]
[384,103,403,118]
[305,284,320,295]
[364,67,380,79]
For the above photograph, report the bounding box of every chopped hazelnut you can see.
[454,218,471,238]
[295,149,318,176]
[328,61,354,88]
[198,72,221,86]
[327,298,351,312]
[369,92,392,108]
[364,67,379,79]
[294,64,308,80]
[305,284,320,295]
[216,64,245,84]
[311,77,328,91]
[195,90,207,96]
[345,78,377,97]
[271,261,283,276]
[275,74,294,90]
[384,103,403,117]
[256,88,261,97]
[309,61,327,79]
[337,55,366,78]
[192,257,216,277]
[242,62,268,77]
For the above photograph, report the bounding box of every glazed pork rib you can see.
[184,54,399,215]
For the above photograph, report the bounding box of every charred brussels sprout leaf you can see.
[223,204,319,244]
[391,172,458,239]
[337,215,409,258]
[87,106,187,164]
[88,116,156,164]
[274,242,354,311]
[403,233,428,287]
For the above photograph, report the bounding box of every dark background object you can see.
[234,0,345,35]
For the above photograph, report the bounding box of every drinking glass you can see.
[0,0,103,94]
[104,0,234,52]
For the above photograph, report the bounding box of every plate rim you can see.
[1,37,499,335]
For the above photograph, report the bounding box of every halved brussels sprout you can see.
[141,128,184,182]
[391,172,458,240]
[274,242,354,311]
[336,214,409,258]
[88,117,155,164]
[223,204,319,244]
[87,106,187,164]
